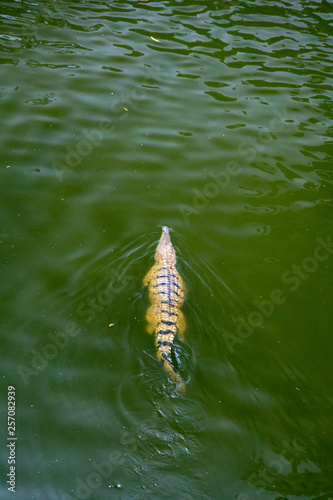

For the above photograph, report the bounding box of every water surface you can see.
[1,0,332,499]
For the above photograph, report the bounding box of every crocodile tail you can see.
[159,352,186,394]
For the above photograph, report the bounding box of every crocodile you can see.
[143,226,186,392]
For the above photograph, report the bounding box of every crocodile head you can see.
[155,226,176,264]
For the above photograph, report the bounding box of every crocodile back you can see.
[143,227,186,392]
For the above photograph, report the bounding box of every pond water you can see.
[1,0,333,499]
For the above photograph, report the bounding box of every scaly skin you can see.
[143,226,186,392]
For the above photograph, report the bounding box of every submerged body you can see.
[143,226,186,392]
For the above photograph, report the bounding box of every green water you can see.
[1,0,333,499]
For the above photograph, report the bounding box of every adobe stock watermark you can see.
[17,321,81,386]
[52,64,163,182]
[179,161,241,224]
[224,234,332,353]
[62,413,159,499]
[237,438,305,499]
[61,450,125,500]
[17,272,133,384]
[76,272,135,323]
[179,105,288,224]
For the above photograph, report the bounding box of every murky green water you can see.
[1,0,333,499]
